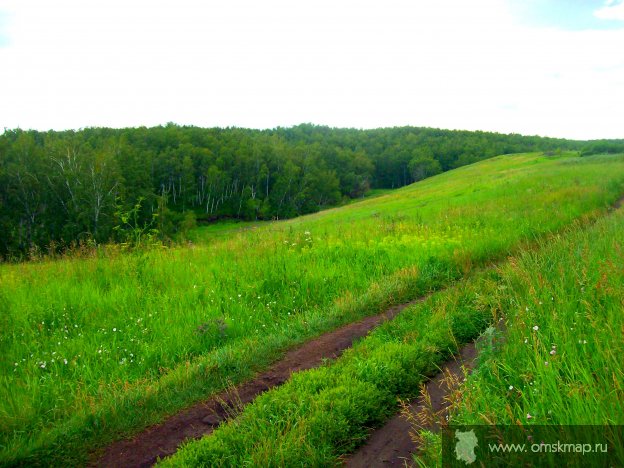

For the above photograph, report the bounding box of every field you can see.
[1,152,624,465]
[164,168,624,467]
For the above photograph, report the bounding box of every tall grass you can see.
[414,202,624,466]
[161,266,502,467]
[1,153,623,465]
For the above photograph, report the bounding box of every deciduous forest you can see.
[1,123,621,259]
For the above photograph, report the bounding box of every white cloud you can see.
[595,0,624,20]
[0,0,623,139]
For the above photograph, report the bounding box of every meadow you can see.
[163,170,624,467]
[1,152,624,465]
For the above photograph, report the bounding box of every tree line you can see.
[0,123,614,259]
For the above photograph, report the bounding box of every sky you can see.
[0,0,623,139]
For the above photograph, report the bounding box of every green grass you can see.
[414,199,624,466]
[164,186,624,468]
[161,264,500,467]
[1,152,624,465]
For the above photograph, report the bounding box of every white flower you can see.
[550,350,556,355]
[532,325,539,331]
[113,328,117,332]
[527,413,533,420]
[509,385,514,390]
[63,359,68,365]
[544,361,549,366]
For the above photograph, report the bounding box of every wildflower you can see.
[63,359,68,365]
[527,413,533,420]
[550,350,556,355]
[532,325,539,331]
[544,361,549,366]
[113,328,117,332]
[509,385,514,390]
[40,362,46,369]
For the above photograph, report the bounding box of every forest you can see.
[0,123,620,259]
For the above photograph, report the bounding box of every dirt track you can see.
[93,298,424,467]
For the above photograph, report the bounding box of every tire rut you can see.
[345,341,479,467]
[93,297,426,467]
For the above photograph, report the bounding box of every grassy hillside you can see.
[163,160,624,467]
[1,152,623,465]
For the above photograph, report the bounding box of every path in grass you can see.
[96,188,624,468]
[158,201,624,466]
[4,153,624,466]
[94,296,427,467]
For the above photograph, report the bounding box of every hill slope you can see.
[1,152,623,465]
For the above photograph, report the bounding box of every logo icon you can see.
[455,429,478,464]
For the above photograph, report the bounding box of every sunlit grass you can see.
[1,152,624,465]
[165,176,624,468]
[413,203,624,466]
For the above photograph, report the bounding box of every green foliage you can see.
[408,151,443,181]
[0,124,591,258]
[113,197,160,248]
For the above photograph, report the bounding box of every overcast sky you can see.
[0,0,623,139]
